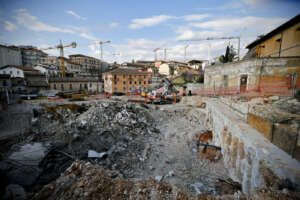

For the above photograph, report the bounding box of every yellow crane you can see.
[40,40,76,77]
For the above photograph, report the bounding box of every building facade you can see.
[20,46,48,66]
[49,77,103,93]
[202,57,300,96]
[245,14,300,58]
[69,54,102,75]
[103,68,152,94]
[0,45,22,68]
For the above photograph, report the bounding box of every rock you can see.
[268,96,280,101]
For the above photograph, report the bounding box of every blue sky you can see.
[0,0,299,63]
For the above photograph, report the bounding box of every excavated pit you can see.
[0,100,240,199]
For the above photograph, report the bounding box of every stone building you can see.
[245,14,300,58]
[0,45,22,68]
[49,77,103,93]
[103,68,152,94]
[202,57,300,96]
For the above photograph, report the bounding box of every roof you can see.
[0,65,38,72]
[246,14,300,49]
[69,54,100,61]
[104,67,151,75]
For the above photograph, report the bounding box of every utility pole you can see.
[184,45,189,62]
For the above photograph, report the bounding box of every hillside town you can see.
[0,1,300,199]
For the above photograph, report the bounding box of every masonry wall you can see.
[202,57,300,96]
[50,81,103,93]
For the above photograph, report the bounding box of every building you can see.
[154,60,190,77]
[0,65,48,93]
[103,68,152,94]
[19,46,48,66]
[0,45,22,67]
[202,57,300,96]
[0,65,38,78]
[69,54,103,75]
[245,14,300,58]
[49,77,103,93]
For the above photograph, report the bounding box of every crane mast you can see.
[40,41,77,77]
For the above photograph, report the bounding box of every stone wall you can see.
[198,98,300,194]
[202,57,300,96]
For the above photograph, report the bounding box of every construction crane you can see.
[179,36,241,61]
[153,48,160,61]
[40,40,76,77]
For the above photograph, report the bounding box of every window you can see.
[139,81,141,84]
[123,87,126,91]
[84,83,88,89]
[54,84,56,89]
[61,84,64,91]
[130,81,132,84]
[17,71,19,74]
[123,75,125,78]
[69,84,72,90]
[3,80,7,86]
[148,80,151,84]
[80,84,82,90]
[144,81,146,84]
[123,81,126,84]
[90,83,92,87]
[10,71,12,74]
[144,75,146,78]
[134,81,137,84]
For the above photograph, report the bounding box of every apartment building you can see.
[19,46,47,66]
[103,68,152,94]
[69,54,102,75]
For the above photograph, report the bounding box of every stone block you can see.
[247,113,273,140]
[272,123,298,156]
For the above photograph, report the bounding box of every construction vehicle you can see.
[146,75,180,104]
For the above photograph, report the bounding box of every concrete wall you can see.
[203,57,300,96]
[0,46,22,67]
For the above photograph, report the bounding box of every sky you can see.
[0,0,299,63]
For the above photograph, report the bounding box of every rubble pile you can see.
[31,101,158,177]
[31,161,188,200]
[31,161,300,200]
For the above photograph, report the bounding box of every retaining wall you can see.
[204,99,300,194]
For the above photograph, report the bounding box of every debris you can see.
[88,150,107,158]
[155,175,164,182]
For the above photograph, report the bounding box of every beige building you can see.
[246,14,300,58]
[103,68,152,94]
[69,54,101,75]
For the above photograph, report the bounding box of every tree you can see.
[220,45,237,63]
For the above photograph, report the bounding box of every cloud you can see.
[243,0,271,7]
[189,16,287,34]
[4,21,17,31]
[175,26,223,41]
[79,33,99,41]
[65,10,86,20]
[183,14,210,21]
[108,22,119,29]
[129,15,175,29]
[15,9,74,33]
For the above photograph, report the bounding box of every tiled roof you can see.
[104,67,151,75]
